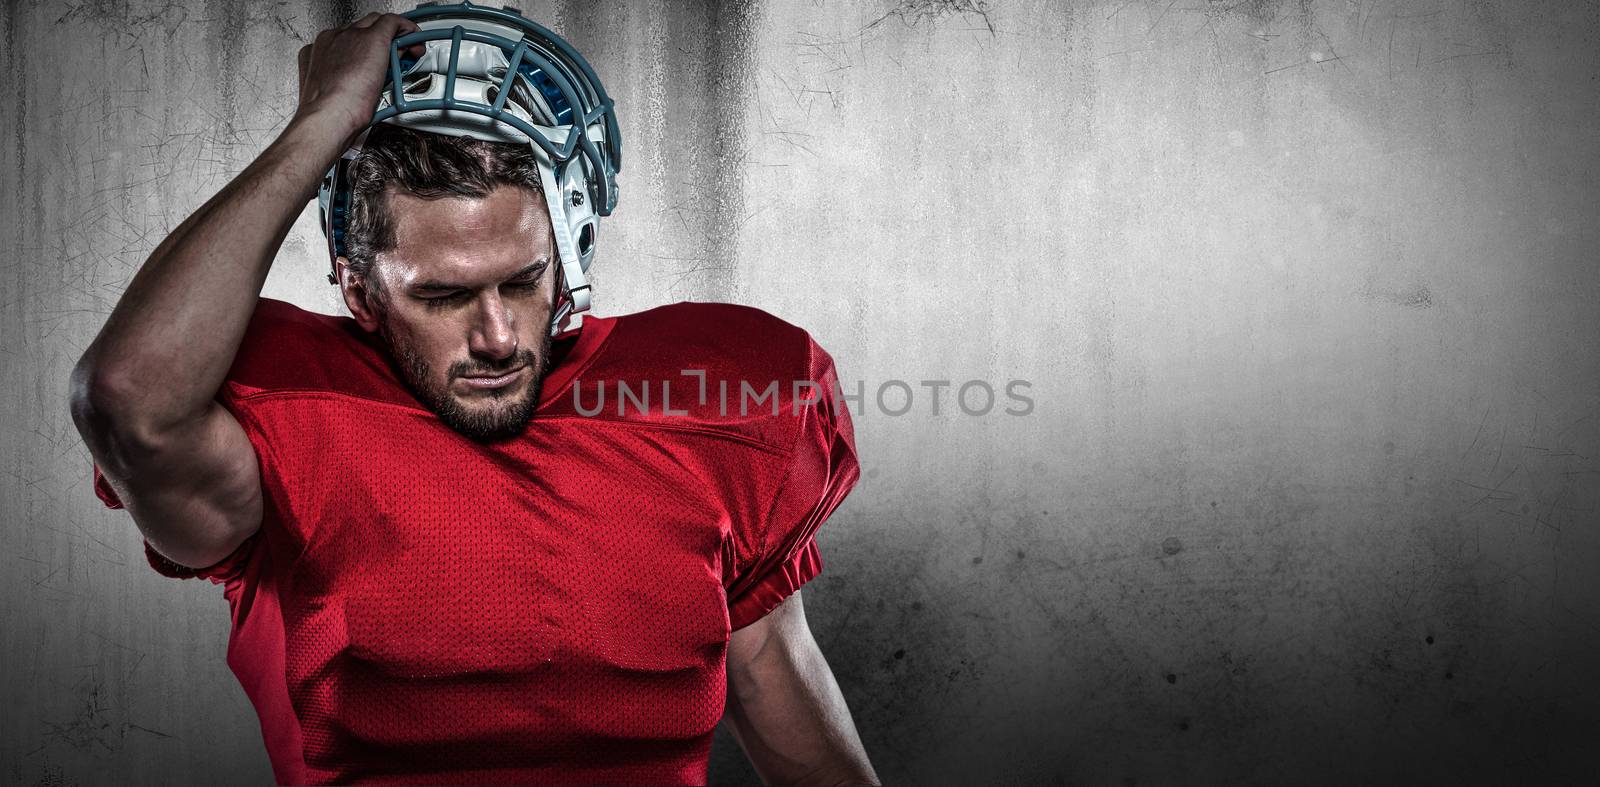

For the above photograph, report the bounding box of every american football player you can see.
[68,4,879,784]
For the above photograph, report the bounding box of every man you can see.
[69,9,879,786]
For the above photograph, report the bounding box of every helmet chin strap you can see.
[536,149,590,337]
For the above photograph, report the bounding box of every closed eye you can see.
[420,291,469,308]
[504,262,550,292]
[418,264,548,309]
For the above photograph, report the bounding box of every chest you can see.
[244,403,786,679]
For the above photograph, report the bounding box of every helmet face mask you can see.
[318,1,621,336]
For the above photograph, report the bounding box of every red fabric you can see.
[88,297,860,785]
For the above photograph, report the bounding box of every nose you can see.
[468,291,519,363]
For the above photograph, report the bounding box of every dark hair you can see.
[342,124,545,302]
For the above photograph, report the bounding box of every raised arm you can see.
[68,13,420,569]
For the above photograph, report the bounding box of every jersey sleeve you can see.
[80,297,318,586]
[92,460,258,585]
[725,334,861,631]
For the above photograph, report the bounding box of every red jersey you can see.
[89,297,860,785]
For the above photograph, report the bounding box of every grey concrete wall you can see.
[4,0,1597,784]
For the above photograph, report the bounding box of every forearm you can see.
[73,111,350,442]
[726,631,880,786]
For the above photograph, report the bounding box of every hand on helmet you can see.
[295,13,425,140]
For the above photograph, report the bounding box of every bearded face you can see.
[341,184,562,443]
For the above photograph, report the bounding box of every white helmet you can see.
[318,1,622,335]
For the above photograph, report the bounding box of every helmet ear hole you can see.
[577,223,594,256]
[403,72,435,98]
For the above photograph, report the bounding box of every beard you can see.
[377,307,555,444]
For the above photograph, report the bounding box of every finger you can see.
[401,31,427,56]
[385,15,423,57]
[349,11,382,29]
[380,13,419,35]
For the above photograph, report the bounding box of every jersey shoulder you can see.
[222,297,409,406]
[603,299,812,376]
[549,301,838,448]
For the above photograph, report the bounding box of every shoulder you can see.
[554,302,843,446]
[223,297,403,404]
[236,297,347,353]
[606,300,813,375]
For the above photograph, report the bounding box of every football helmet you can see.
[316,1,621,335]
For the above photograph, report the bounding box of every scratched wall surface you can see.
[3,0,1598,784]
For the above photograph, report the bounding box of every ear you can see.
[336,257,384,333]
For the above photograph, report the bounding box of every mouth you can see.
[458,365,528,390]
